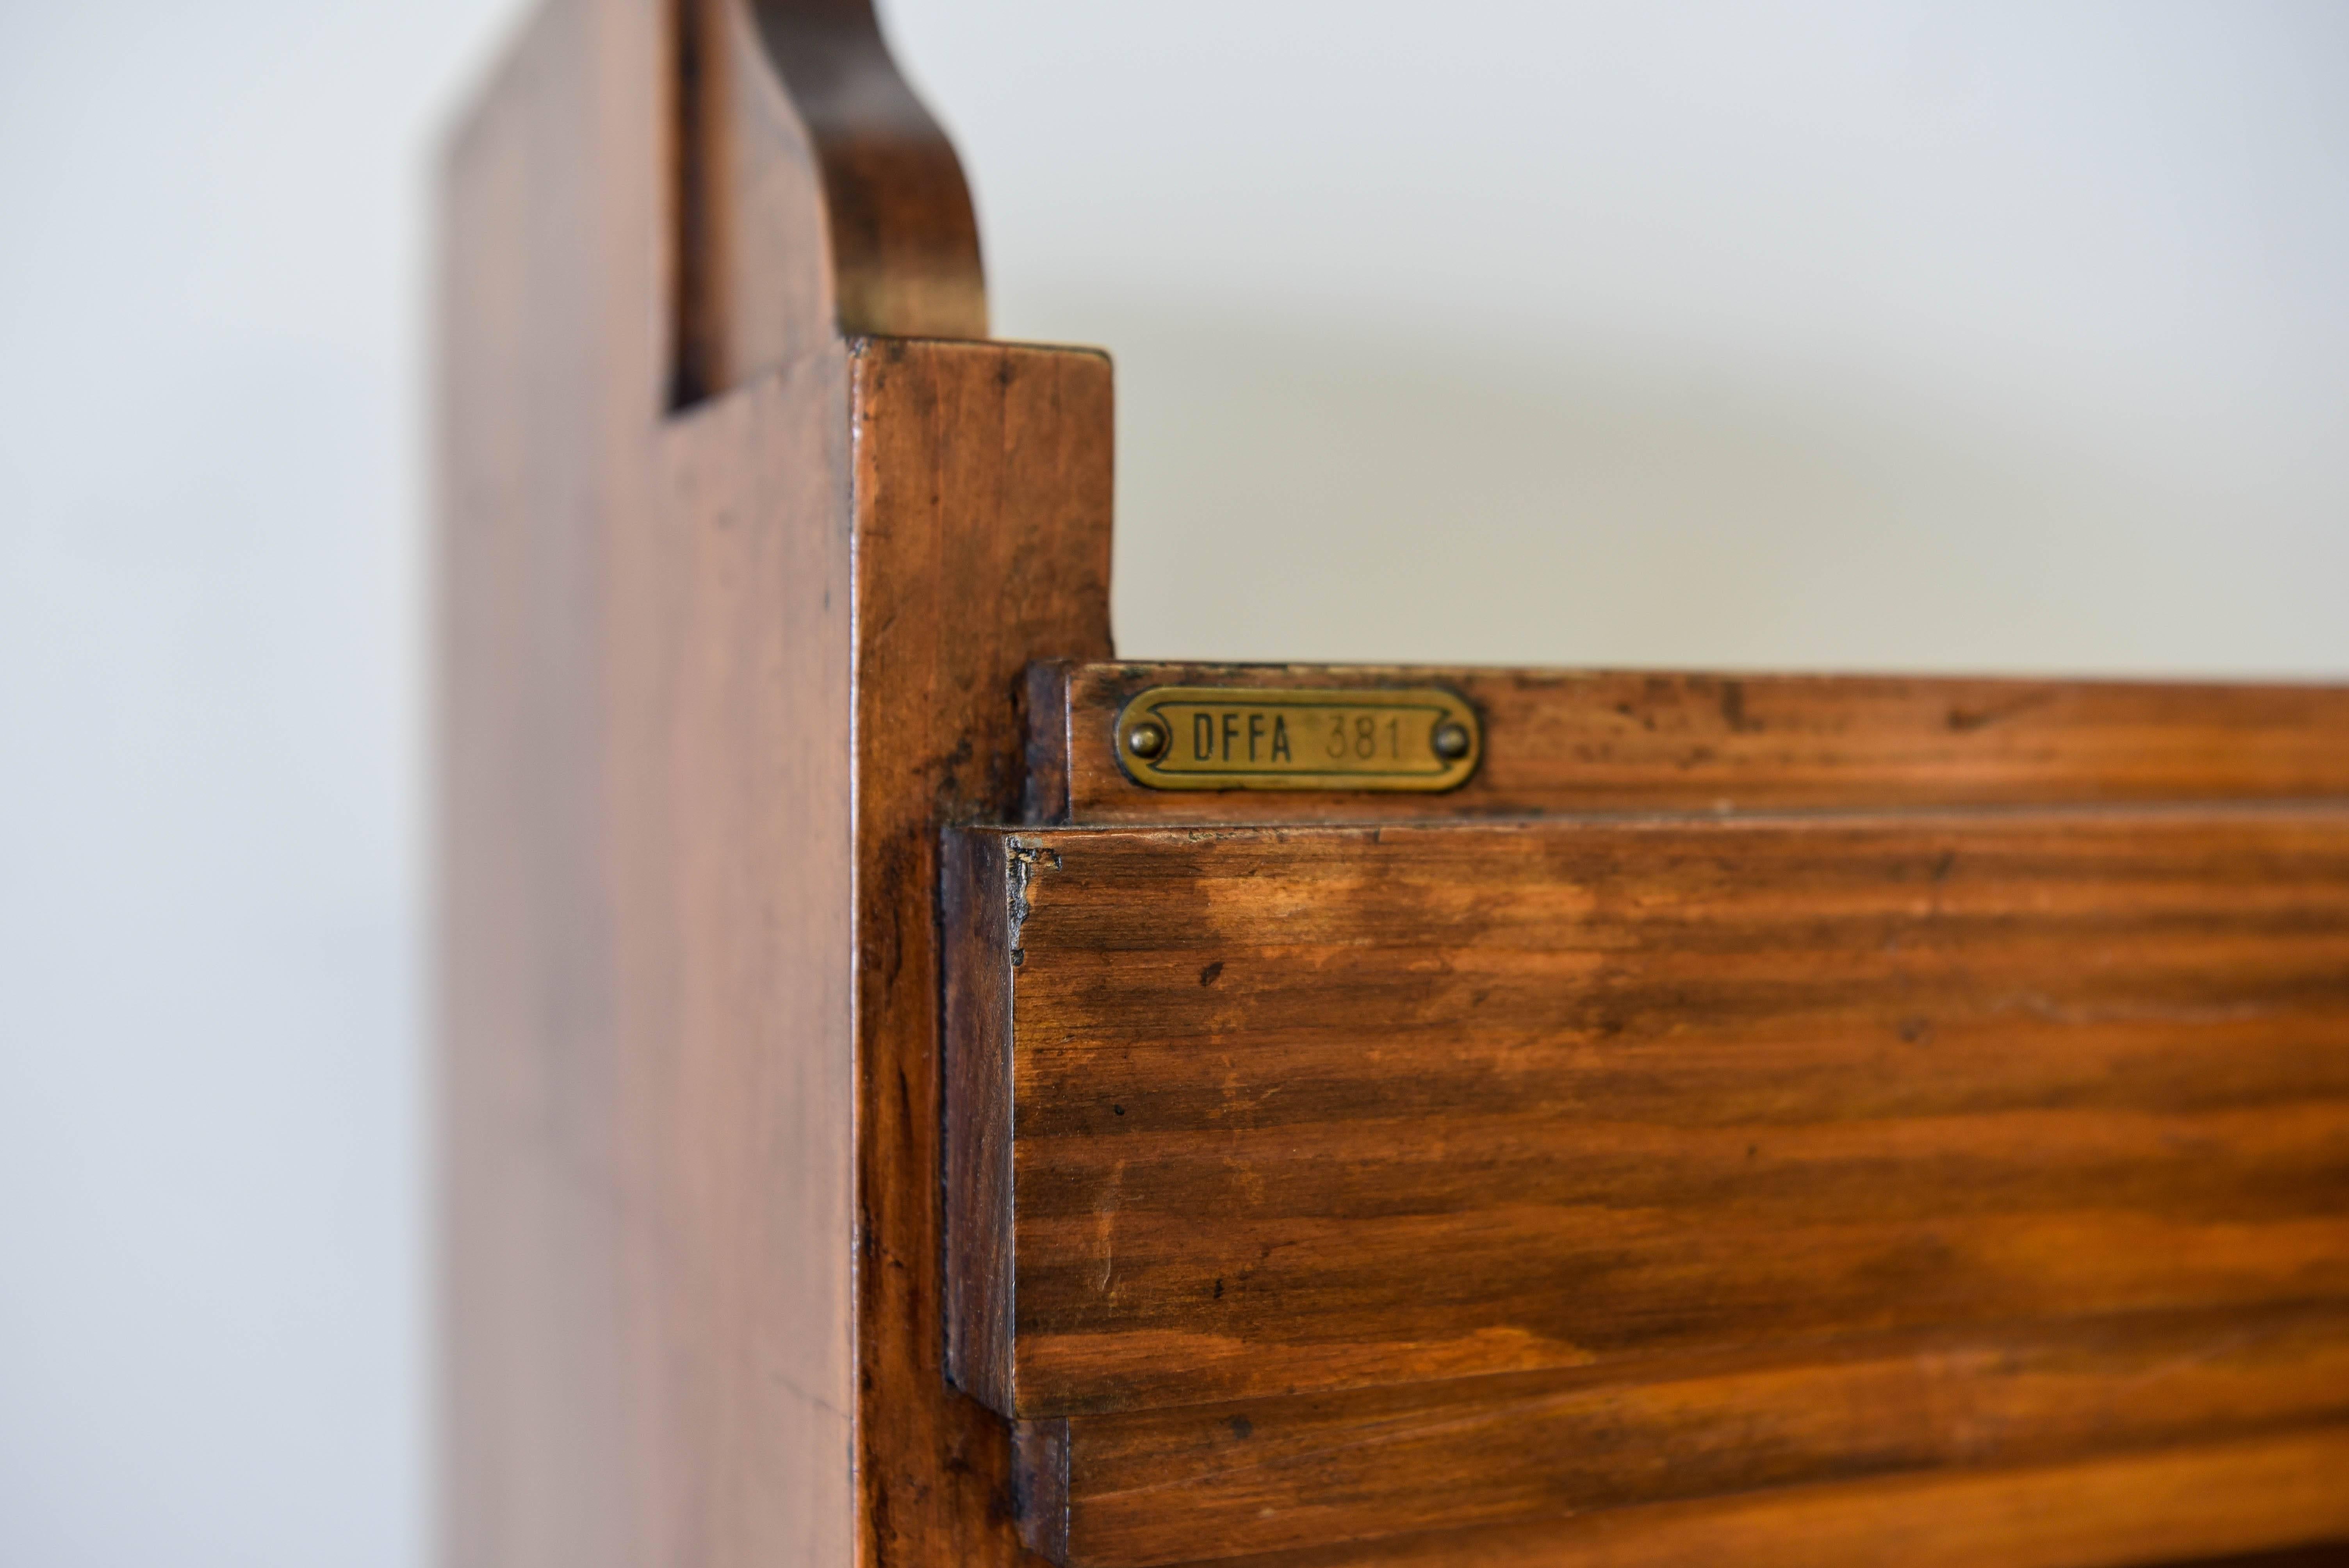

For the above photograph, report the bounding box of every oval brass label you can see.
[1111,686,1481,791]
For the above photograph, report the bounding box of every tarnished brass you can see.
[1111,686,1481,791]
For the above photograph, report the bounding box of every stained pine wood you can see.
[950,812,2349,1418]
[673,0,985,401]
[1172,1427,2349,1568]
[943,811,2349,1559]
[439,3,671,1563]
[1031,662,2349,824]
[1022,1304,2349,1564]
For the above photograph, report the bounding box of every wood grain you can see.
[851,339,1116,1568]
[1183,1425,2349,1568]
[1033,1304,2349,1564]
[610,356,861,1568]
[1032,662,2349,824]
[947,811,2349,1418]
[944,829,1019,1418]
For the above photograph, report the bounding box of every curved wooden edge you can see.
[749,0,987,337]
[677,0,985,402]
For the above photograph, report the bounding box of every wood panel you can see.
[1171,1426,2349,1568]
[946,811,2349,1420]
[1022,1304,2349,1565]
[952,802,2349,1565]
[1030,661,2349,824]
[438,1,668,1562]
[441,4,1104,1567]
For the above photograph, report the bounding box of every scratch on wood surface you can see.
[1093,1160,1126,1299]
[1992,992,2277,1026]
[1945,690,2055,733]
[1005,836,1061,963]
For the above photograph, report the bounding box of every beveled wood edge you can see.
[994,792,2349,837]
[1015,1419,1073,1563]
[939,810,2349,1430]
[1023,661,1077,824]
[941,827,1016,1415]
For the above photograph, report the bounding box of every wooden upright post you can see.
[438,4,1110,1563]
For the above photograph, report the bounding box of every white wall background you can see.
[912,2,2349,670]
[0,3,2342,1564]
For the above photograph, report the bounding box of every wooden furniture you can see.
[437,4,2349,1565]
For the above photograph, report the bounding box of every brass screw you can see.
[1431,720,1472,761]
[1126,721,1168,760]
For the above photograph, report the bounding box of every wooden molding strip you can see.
[1028,662,2349,824]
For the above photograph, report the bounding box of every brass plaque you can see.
[1111,686,1481,791]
